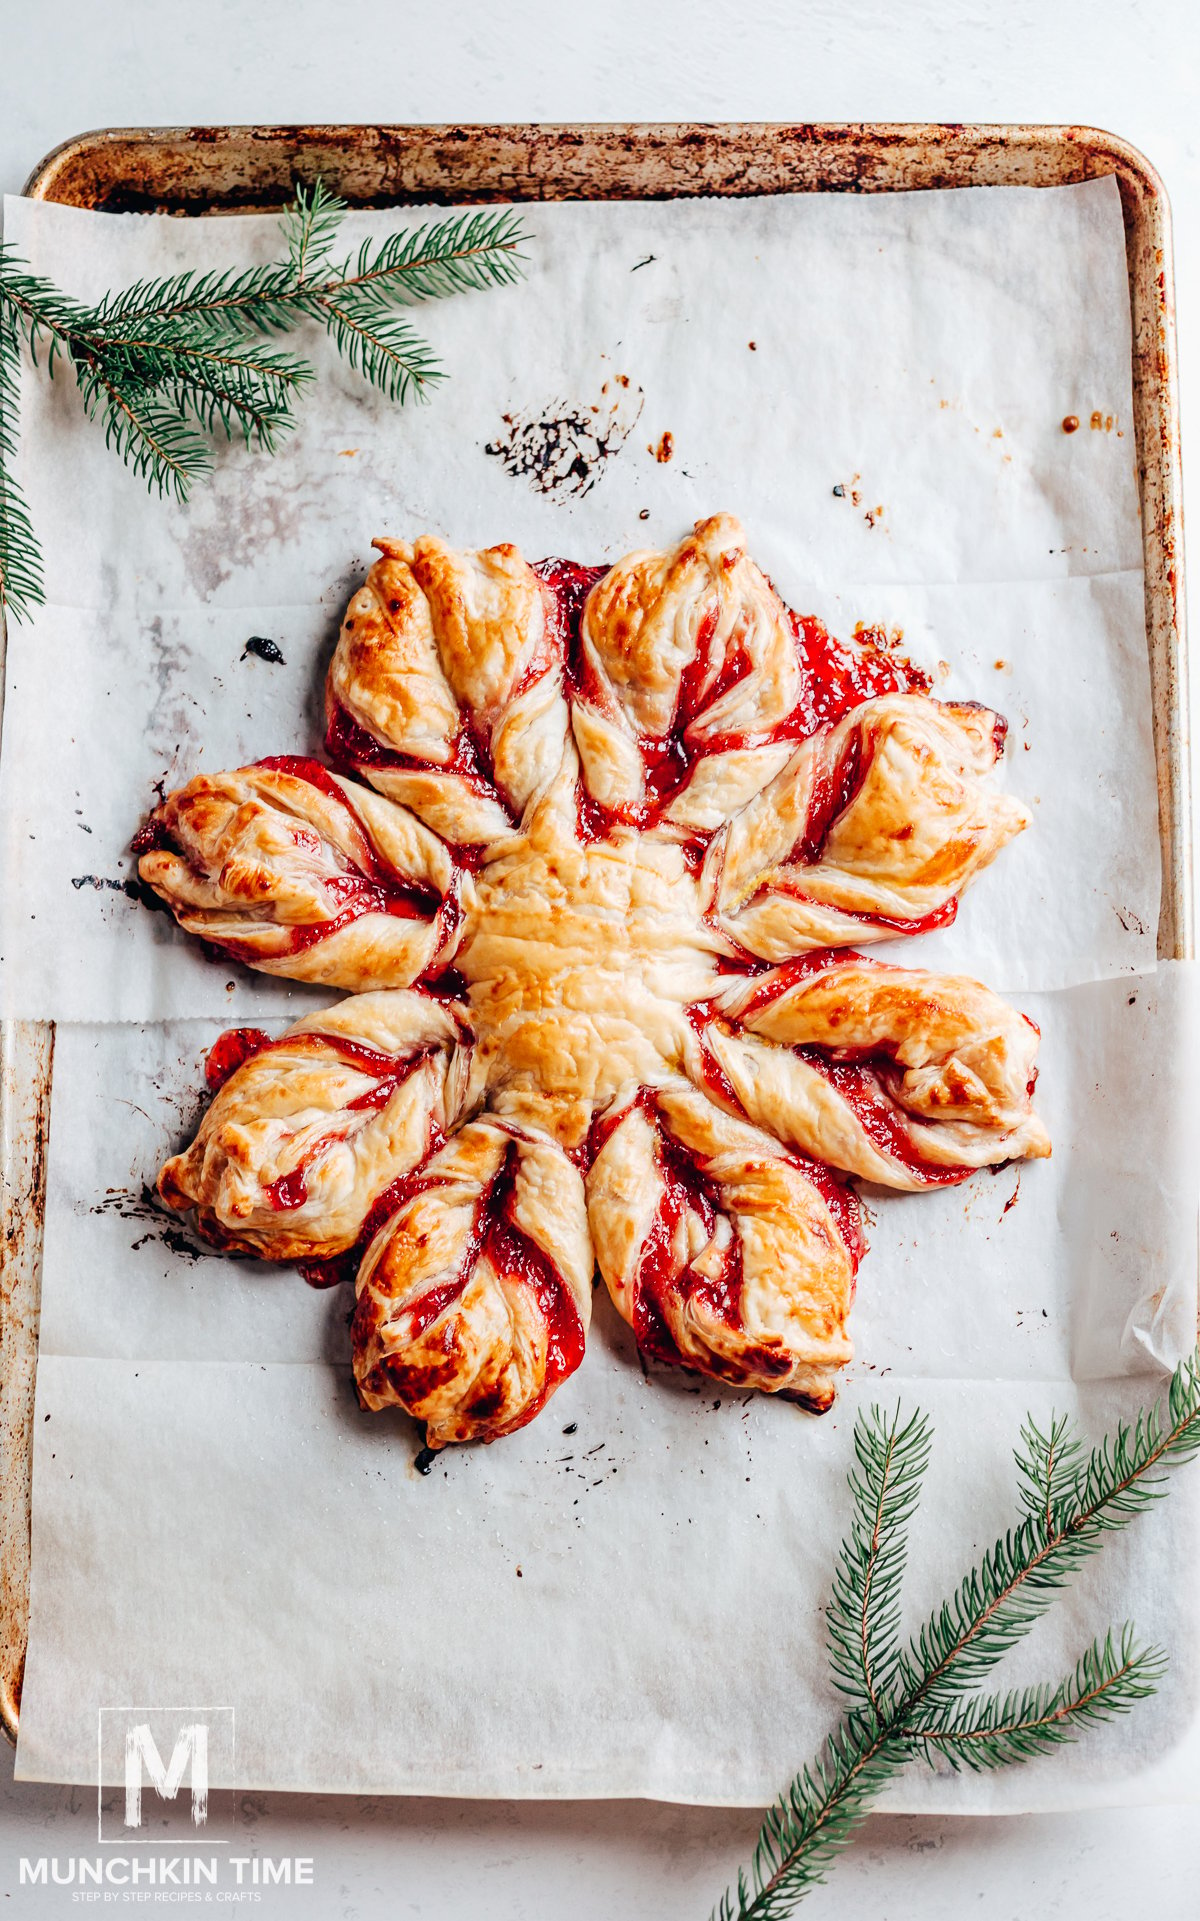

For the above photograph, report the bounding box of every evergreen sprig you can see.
[0,271,43,617]
[0,181,529,622]
[712,1347,1200,1921]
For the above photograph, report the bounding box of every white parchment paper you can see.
[6,179,1196,1808]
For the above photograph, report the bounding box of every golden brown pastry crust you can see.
[151,516,1046,1443]
[137,761,458,991]
[158,991,478,1260]
[454,753,724,1152]
[586,1080,859,1410]
[325,535,566,841]
[351,1116,592,1445]
[706,695,1031,957]
[573,513,801,826]
[687,955,1051,1188]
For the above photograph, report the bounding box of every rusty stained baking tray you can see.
[0,122,1188,1746]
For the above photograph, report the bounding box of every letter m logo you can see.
[99,1706,233,1843]
[124,1722,208,1829]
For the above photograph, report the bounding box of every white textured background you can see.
[0,0,1197,1912]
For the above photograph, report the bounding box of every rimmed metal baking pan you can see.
[0,120,1188,1744]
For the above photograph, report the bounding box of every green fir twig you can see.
[0,180,529,622]
[0,276,43,619]
[712,1348,1200,1921]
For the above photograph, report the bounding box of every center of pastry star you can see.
[138,513,1049,1451]
[456,761,721,1148]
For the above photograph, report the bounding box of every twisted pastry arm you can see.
[571,513,804,829]
[136,758,460,991]
[352,1116,592,1447]
[326,535,568,840]
[686,955,1051,1189]
[158,991,477,1260]
[706,693,1030,956]
[586,1080,861,1410]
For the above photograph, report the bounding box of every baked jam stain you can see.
[205,1027,273,1090]
[485,382,645,498]
[90,1184,211,1264]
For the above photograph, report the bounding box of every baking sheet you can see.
[4,177,1196,1807]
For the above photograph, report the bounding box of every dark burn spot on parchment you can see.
[485,382,645,499]
[90,1184,211,1263]
[1115,904,1148,936]
[240,635,286,665]
[72,872,168,912]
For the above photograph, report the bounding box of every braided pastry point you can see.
[571,513,803,830]
[352,1117,592,1447]
[326,535,569,842]
[158,991,476,1261]
[136,759,460,991]
[687,955,1051,1189]
[708,694,1031,957]
[587,1080,862,1410]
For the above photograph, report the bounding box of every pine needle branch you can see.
[901,1348,1200,1718]
[283,177,346,286]
[0,185,530,621]
[826,1403,931,1714]
[114,339,309,450]
[73,356,212,500]
[1016,1411,1085,1540]
[0,292,43,622]
[711,1347,1200,1921]
[0,246,95,364]
[906,1624,1165,1771]
[713,1718,901,1921]
[87,263,313,340]
[313,295,444,404]
[330,206,529,305]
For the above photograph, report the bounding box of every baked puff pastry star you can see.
[136,758,460,991]
[149,514,1046,1448]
